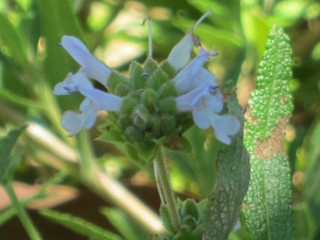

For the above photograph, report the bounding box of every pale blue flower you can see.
[79,87,123,112]
[167,10,212,71]
[171,11,240,144]
[60,36,111,85]
[174,48,218,94]
[176,83,240,144]
[53,72,93,95]
[60,89,123,136]
[54,71,122,135]
[167,33,194,71]
[61,98,97,136]
[54,9,241,142]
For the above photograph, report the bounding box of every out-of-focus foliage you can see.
[0,0,319,239]
[0,126,25,182]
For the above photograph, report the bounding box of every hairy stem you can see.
[154,148,180,232]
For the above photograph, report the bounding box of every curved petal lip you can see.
[61,112,83,136]
[193,110,210,129]
[53,83,70,95]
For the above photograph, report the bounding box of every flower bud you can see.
[181,199,200,222]
[125,125,143,142]
[107,71,130,92]
[143,57,159,75]
[120,96,139,115]
[159,97,177,115]
[160,114,176,134]
[130,61,147,90]
[147,68,169,90]
[158,81,177,99]
[150,115,161,135]
[131,104,151,129]
[141,88,158,110]
[114,82,131,96]
[160,60,177,79]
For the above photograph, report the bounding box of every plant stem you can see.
[154,147,180,232]
[77,131,96,180]
[4,182,42,240]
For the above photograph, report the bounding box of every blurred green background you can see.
[0,0,319,239]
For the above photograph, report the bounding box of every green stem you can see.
[77,131,95,181]
[4,182,42,240]
[154,148,180,232]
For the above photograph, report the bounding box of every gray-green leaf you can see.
[203,91,250,240]
[242,24,294,240]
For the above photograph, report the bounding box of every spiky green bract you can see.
[98,59,191,167]
[160,199,206,240]
[243,25,294,240]
[203,88,250,240]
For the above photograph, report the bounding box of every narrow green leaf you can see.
[0,126,25,182]
[0,89,43,109]
[36,0,84,122]
[240,8,270,58]
[36,0,83,85]
[101,208,148,240]
[303,115,320,202]
[0,13,28,64]
[203,92,250,240]
[243,25,294,240]
[0,207,16,226]
[40,209,122,240]
[4,182,42,240]
[175,19,243,48]
[300,114,320,239]
[0,172,67,226]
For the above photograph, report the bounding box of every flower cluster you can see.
[53,11,240,153]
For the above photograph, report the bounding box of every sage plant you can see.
[52,10,293,240]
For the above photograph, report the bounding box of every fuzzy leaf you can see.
[160,204,176,234]
[242,24,294,240]
[203,91,250,240]
[130,61,146,90]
